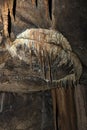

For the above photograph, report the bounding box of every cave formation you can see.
[0,0,87,130]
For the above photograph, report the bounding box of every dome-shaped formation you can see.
[3,28,82,91]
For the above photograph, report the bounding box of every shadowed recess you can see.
[36,0,38,7]
[8,10,11,37]
[48,0,52,20]
[13,0,17,20]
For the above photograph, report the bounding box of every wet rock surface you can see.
[0,0,87,130]
[0,92,53,130]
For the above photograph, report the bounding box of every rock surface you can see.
[0,0,87,130]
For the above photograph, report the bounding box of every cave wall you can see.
[0,0,87,66]
[0,0,87,130]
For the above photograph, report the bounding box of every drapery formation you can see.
[0,0,86,130]
[0,28,82,130]
[0,29,82,90]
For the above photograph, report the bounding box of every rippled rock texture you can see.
[0,0,87,130]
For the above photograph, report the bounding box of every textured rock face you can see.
[0,0,87,130]
[0,28,82,130]
[0,0,15,37]
[0,29,82,92]
[0,92,53,130]
[0,0,87,67]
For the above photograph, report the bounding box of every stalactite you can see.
[44,0,49,18]
[1,0,16,38]
[0,93,5,113]
[1,2,9,37]
[44,0,52,20]
[32,0,37,7]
